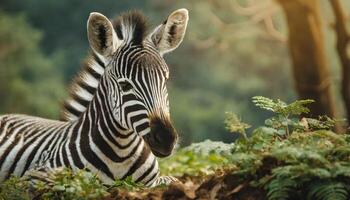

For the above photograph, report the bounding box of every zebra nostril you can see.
[144,116,178,158]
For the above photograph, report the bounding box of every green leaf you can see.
[307,180,348,200]
[224,112,251,140]
[265,178,299,200]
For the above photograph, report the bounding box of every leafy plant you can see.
[112,176,145,191]
[225,112,251,140]
[301,116,338,131]
[265,178,299,200]
[159,140,234,177]
[0,176,30,200]
[34,168,108,200]
[252,96,314,116]
[252,96,314,135]
[307,180,348,200]
[225,97,350,200]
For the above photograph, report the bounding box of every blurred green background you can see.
[0,0,347,145]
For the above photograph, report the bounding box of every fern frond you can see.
[265,178,299,200]
[306,180,348,200]
[304,116,336,131]
[332,163,350,178]
[252,96,314,116]
[224,112,251,140]
[286,99,315,116]
[328,146,350,162]
[271,165,331,181]
[252,96,282,113]
[270,147,330,167]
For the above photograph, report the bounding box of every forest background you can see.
[0,0,349,145]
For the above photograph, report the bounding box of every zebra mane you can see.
[60,11,149,121]
[113,10,148,45]
[60,52,105,121]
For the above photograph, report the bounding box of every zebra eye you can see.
[119,81,133,92]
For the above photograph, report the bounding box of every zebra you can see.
[0,8,189,187]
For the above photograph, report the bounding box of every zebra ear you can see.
[87,12,121,58]
[148,8,189,55]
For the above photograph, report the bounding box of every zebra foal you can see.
[0,8,188,187]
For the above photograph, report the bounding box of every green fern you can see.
[331,163,350,179]
[265,178,299,200]
[303,116,337,131]
[252,96,314,116]
[252,96,314,136]
[306,180,348,200]
[270,147,330,167]
[225,112,251,140]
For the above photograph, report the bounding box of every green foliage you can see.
[253,96,315,136]
[265,178,299,200]
[224,97,350,199]
[225,112,251,140]
[307,180,348,200]
[0,176,30,200]
[0,168,148,199]
[0,11,64,118]
[159,140,234,177]
[160,94,349,199]
[252,96,314,116]
[34,168,108,200]
[302,116,338,131]
[112,176,145,191]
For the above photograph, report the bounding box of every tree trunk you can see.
[276,0,337,118]
[329,0,350,123]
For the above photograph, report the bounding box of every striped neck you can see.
[77,74,130,136]
[69,82,153,183]
[60,52,106,121]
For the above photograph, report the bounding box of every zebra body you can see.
[0,112,157,185]
[0,9,188,186]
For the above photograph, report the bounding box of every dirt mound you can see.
[103,173,266,200]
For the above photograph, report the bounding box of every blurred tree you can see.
[330,0,350,122]
[150,0,295,144]
[1,0,149,82]
[0,11,64,118]
[276,0,337,118]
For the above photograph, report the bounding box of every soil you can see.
[102,157,282,200]
[103,172,266,200]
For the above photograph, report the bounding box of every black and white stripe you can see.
[0,9,188,186]
[60,52,106,121]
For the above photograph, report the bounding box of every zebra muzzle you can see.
[143,116,178,158]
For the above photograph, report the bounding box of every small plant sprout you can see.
[225,112,251,140]
[252,96,314,136]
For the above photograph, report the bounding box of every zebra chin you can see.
[142,116,178,158]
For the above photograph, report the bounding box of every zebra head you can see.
[86,9,189,157]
